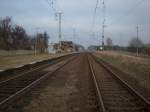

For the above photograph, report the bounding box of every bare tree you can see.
[35,32,49,53]
[12,25,28,49]
[129,37,144,48]
[12,25,32,50]
[43,32,49,52]
[0,17,33,50]
[0,17,13,50]
[128,37,144,54]
[0,17,49,52]
[106,37,113,47]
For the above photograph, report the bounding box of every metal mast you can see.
[102,0,106,50]
[73,28,76,51]
[55,12,63,51]
[136,25,139,56]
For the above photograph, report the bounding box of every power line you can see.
[55,12,62,40]
[90,0,101,36]
[90,0,106,49]
[102,0,106,49]
[136,25,139,56]
[127,0,145,15]
[93,0,99,27]
[45,0,57,13]
[108,0,145,26]
[55,12,63,50]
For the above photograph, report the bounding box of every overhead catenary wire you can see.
[45,0,57,13]
[90,0,101,38]
[126,0,145,15]
[102,0,106,48]
[92,0,100,29]
[108,0,146,27]
[90,0,106,48]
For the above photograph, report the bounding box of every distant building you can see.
[74,44,84,52]
[60,41,74,52]
[49,41,84,53]
[48,43,56,54]
[53,41,74,53]
[88,45,102,51]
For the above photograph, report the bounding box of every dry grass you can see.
[95,51,150,91]
[0,53,67,70]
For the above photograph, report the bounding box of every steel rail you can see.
[0,54,77,110]
[0,53,76,83]
[87,56,106,112]
[91,54,150,111]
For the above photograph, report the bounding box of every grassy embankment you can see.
[118,51,150,59]
[96,51,150,91]
[0,53,65,70]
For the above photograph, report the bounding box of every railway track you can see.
[0,53,75,82]
[87,54,150,112]
[0,54,77,110]
[1,53,150,112]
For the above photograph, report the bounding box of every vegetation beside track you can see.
[0,53,68,70]
[117,51,150,59]
[95,51,150,91]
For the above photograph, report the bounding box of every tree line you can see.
[88,37,150,56]
[0,17,49,53]
[105,37,150,55]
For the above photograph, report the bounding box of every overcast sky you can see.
[0,0,149,47]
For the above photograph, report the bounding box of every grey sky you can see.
[0,0,150,47]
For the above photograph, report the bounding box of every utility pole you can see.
[55,12,63,52]
[119,33,122,52]
[73,28,76,51]
[102,20,105,49]
[102,0,106,50]
[35,27,40,56]
[35,36,37,56]
[136,25,139,56]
